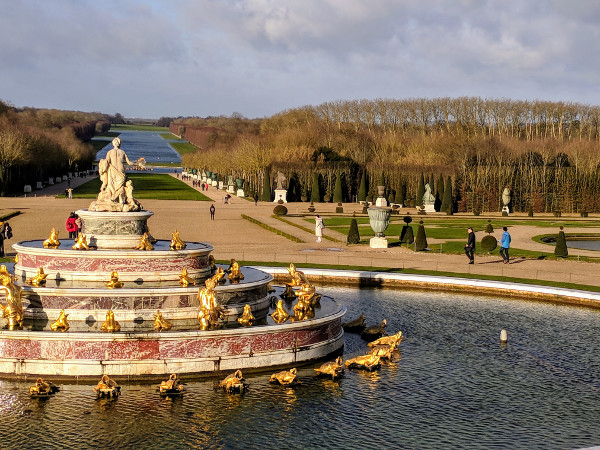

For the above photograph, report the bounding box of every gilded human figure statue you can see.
[0,275,24,330]
[89,137,142,212]
[197,277,223,330]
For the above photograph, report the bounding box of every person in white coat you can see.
[315,215,325,243]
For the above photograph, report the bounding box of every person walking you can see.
[209,204,216,220]
[0,222,5,257]
[254,193,259,206]
[315,214,325,243]
[499,226,511,264]
[465,227,475,264]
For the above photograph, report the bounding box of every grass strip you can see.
[241,214,304,243]
[64,174,211,201]
[217,259,600,294]
[170,142,198,156]
[273,215,343,243]
[159,133,184,141]
[0,211,20,221]
[110,124,169,132]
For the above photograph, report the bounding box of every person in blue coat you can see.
[499,226,511,264]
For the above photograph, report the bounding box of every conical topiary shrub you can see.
[347,218,360,244]
[415,220,428,251]
[333,174,343,203]
[358,170,367,203]
[554,226,568,258]
[399,215,413,244]
[395,184,405,205]
[310,172,321,203]
[416,173,425,208]
[486,219,494,234]
[260,169,272,201]
[442,176,452,213]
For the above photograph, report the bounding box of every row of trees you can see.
[0,100,105,195]
[181,97,600,213]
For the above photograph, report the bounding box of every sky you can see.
[1,0,600,119]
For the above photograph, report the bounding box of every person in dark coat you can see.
[209,204,215,220]
[465,227,475,264]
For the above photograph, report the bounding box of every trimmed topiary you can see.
[486,220,494,234]
[310,172,321,203]
[416,173,425,208]
[358,170,367,202]
[554,226,568,257]
[400,225,414,245]
[415,220,428,251]
[481,235,497,253]
[308,201,315,213]
[441,176,452,213]
[273,204,288,216]
[347,218,360,244]
[528,205,534,217]
[336,202,344,213]
[261,169,272,202]
[333,174,343,203]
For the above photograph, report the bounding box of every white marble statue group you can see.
[89,138,142,212]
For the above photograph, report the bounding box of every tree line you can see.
[180,97,600,214]
[0,100,108,196]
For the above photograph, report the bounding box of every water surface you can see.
[2,287,600,449]
[94,130,182,164]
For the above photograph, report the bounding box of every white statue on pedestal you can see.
[89,138,142,212]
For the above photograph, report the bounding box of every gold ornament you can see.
[270,300,290,324]
[315,356,345,380]
[178,268,195,287]
[27,267,48,286]
[269,368,298,386]
[158,373,185,396]
[135,232,154,251]
[219,369,248,394]
[0,275,23,330]
[227,259,244,282]
[237,304,255,327]
[50,309,70,332]
[100,310,121,332]
[72,233,90,250]
[105,271,123,289]
[153,310,173,332]
[42,227,60,248]
[170,230,187,250]
[29,378,60,397]
[93,374,120,398]
[345,354,381,371]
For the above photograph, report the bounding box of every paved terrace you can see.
[1,173,599,287]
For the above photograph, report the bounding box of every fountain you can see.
[0,140,345,379]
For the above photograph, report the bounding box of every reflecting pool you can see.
[2,286,600,449]
[94,130,182,164]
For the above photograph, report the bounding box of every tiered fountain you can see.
[0,139,345,379]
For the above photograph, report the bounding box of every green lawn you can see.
[111,124,169,132]
[159,133,184,141]
[170,142,198,156]
[67,173,211,201]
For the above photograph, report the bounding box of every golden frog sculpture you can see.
[269,368,298,386]
[270,299,290,324]
[72,233,90,250]
[345,354,381,371]
[367,330,403,349]
[27,267,48,286]
[281,263,308,300]
[178,268,195,287]
[237,304,254,327]
[100,309,121,332]
[361,319,387,340]
[197,277,223,331]
[213,266,226,284]
[170,230,187,250]
[153,310,172,332]
[135,232,154,251]
[93,374,121,398]
[105,271,124,289]
[227,259,244,282]
[0,265,14,285]
[0,275,23,331]
[342,313,366,332]
[158,373,186,396]
[42,227,60,248]
[29,378,60,397]
[295,283,321,307]
[314,356,345,380]
[368,343,396,361]
[219,369,249,394]
[50,309,70,332]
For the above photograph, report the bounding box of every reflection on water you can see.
[2,287,600,448]
[94,130,181,164]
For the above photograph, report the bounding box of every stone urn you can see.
[367,206,392,248]
[377,185,386,197]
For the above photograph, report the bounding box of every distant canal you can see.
[94,130,182,165]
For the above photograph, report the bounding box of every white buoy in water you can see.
[500,329,508,343]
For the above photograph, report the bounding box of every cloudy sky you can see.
[1,0,599,119]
